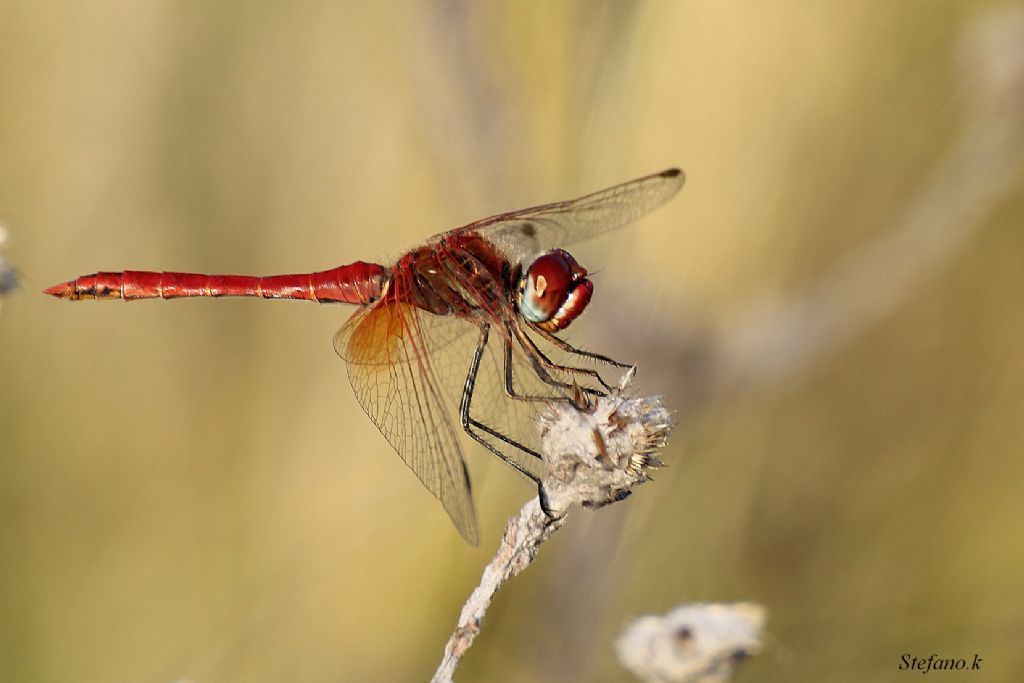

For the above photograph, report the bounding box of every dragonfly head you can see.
[517,249,593,332]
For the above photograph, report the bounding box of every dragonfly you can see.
[45,168,685,544]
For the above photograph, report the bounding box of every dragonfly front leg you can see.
[513,324,613,396]
[460,322,545,484]
[529,322,633,370]
[504,323,579,398]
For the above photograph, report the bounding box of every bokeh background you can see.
[2,2,1023,681]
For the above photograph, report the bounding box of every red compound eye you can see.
[518,249,591,331]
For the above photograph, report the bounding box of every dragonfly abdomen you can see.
[44,262,387,305]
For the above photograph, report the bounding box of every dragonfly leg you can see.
[529,322,633,371]
[461,322,545,482]
[537,482,559,521]
[513,324,613,395]
[501,326,603,403]
[504,324,579,398]
[493,333,564,521]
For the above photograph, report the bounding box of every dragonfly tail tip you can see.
[43,280,73,299]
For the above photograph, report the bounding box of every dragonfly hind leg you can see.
[460,322,546,485]
[459,331,559,521]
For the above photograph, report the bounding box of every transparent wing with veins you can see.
[437,168,685,264]
[335,301,481,545]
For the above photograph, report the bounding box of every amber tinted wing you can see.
[441,168,685,263]
[335,301,480,545]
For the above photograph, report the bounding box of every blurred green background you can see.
[2,2,1023,681]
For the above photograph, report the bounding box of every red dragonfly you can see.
[45,168,684,544]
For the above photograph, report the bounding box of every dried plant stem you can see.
[432,382,671,682]
[432,498,564,683]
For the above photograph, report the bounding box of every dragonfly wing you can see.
[335,298,476,366]
[453,168,685,262]
[335,302,480,545]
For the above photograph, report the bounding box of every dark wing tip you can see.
[661,167,684,180]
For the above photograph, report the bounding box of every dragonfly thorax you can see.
[517,249,593,332]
